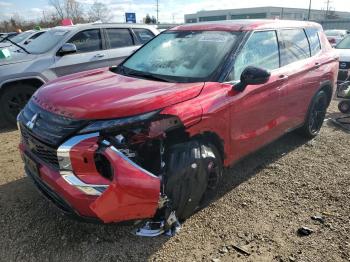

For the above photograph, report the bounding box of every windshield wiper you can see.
[0,36,30,54]
[123,67,172,82]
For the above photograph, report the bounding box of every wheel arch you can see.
[319,80,333,106]
[0,77,45,95]
[192,131,225,163]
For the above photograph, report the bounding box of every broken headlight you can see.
[78,110,160,134]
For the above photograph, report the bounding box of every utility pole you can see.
[156,0,159,24]
[325,0,332,19]
[308,0,312,20]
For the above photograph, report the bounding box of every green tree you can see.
[144,14,151,24]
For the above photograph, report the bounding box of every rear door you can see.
[277,28,319,128]
[103,28,139,66]
[51,28,111,77]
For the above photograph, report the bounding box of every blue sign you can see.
[125,13,136,23]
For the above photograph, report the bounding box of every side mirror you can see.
[234,66,271,92]
[58,43,77,56]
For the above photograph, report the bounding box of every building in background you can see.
[184,6,350,29]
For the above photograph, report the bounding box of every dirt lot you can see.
[0,102,349,262]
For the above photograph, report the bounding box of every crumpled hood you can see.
[33,68,205,119]
[0,51,37,66]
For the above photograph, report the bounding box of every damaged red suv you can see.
[18,20,338,233]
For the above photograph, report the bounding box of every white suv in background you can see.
[0,23,159,127]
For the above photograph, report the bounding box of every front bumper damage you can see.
[19,130,181,232]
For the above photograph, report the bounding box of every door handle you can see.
[314,62,320,69]
[94,53,105,58]
[278,74,288,80]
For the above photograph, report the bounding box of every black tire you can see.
[338,101,350,114]
[298,90,328,138]
[164,139,223,220]
[0,84,37,127]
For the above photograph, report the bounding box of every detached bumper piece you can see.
[135,211,181,237]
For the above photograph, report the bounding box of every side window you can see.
[279,29,310,66]
[29,32,44,40]
[305,28,321,56]
[228,30,279,81]
[106,28,133,48]
[68,29,102,53]
[133,28,155,44]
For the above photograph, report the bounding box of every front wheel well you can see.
[0,78,44,95]
[320,84,333,106]
[193,131,225,162]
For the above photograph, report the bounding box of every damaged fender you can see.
[90,145,161,223]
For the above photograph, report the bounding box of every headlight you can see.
[78,110,160,134]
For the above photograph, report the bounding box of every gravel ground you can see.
[0,102,349,262]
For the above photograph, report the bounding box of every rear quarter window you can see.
[133,28,155,44]
[279,29,310,66]
[305,28,321,56]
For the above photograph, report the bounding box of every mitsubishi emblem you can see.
[26,113,39,130]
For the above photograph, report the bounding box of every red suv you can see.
[18,20,338,230]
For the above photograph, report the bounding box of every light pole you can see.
[156,0,159,24]
[308,0,312,20]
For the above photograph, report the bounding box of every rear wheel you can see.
[0,84,37,127]
[164,139,223,220]
[338,101,350,114]
[298,90,328,138]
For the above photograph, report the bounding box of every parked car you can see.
[0,23,159,127]
[335,35,350,81]
[17,20,338,232]
[0,32,18,40]
[334,36,350,113]
[0,30,47,49]
[325,29,349,47]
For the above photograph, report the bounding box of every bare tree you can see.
[48,0,85,23]
[88,1,111,22]
[49,0,65,20]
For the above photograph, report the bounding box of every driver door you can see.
[227,30,289,160]
[51,29,110,77]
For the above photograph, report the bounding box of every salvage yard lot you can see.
[0,102,349,262]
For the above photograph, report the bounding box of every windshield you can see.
[10,31,33,43]
[26,29,70,54]
[336,36,350,49]
[121,31,239,82]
